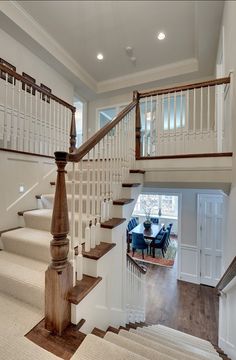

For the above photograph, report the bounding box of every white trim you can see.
[178,244,199,284]
[219,338,236,360]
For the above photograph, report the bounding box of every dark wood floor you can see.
[145,259,219,345]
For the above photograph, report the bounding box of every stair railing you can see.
[46,92,139,334]
[126,254,146,323]
[216,256,236,293]
[135,76,231,158]
[0,63,76,157]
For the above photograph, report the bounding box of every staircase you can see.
[0,165,144,321]
[0,73,231,360]
[75,324,230,360]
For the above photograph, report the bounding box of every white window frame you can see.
[96,102,129,131]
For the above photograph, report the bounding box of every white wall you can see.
[0,28,74,103]
[0,150,56,232]
[217,2,236,358]
[0,29,76,231]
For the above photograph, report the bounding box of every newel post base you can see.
[45,262,73,335]
[45,151,73,336]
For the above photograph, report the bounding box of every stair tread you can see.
[67,275,102,305]
[75,334,147,360]
[82,242,116,260]
[129,169,145,174]
[101,217,126,229]
[122,183,141,187]
[113,198,134,205]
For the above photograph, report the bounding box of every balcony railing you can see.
[135,77,232,158]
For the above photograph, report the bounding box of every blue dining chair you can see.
[150,217,159,224]
[132,232,148,259]
[150,230,168,258]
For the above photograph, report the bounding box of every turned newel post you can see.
[133,90,141,159]
[69,108,77,153]
[45,151,73,335]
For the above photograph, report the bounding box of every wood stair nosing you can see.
[100,217,126,229]
[106,326,119,334]
[126,322,138,329]
[18,209,38,216]
[91,327,106,338]
[113,198,134,206]
[129,169,145,174]
[67,275,102,305]
[122,183,141,187]
[81,242,116,260]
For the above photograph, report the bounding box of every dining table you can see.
[128,223,164,240]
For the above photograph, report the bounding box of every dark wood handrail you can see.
[216,256,236,292]
[139,77,230,99]
[0,63,76,112]
[68,100,137,162]
[127,253,147,274]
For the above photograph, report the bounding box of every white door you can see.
[198,194,223,286]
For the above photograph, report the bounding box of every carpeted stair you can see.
[0,169,143,311]
[71,323,229,360]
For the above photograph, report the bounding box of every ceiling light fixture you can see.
[97,53,104,61]
[157,32,166,41]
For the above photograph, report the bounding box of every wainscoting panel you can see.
[178,244,199,284]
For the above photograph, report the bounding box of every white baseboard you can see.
[219,337,236,360]
[179,272,199,284]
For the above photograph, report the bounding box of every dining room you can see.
[127,192,179,268]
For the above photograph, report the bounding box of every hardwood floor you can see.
[145,259,219,345]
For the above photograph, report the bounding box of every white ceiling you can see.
[0,1,224,97]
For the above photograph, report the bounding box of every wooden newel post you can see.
[45,151,73,335]
[133,90,141,159]
[69,109,76,153]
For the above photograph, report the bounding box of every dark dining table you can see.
[128,223,163,240]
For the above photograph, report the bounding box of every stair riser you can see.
[0,274,44,309]
[41,196,97,213]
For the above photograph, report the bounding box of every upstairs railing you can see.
[135,77,231,158]
[46,93,138,334]
[216,256,236,293]
[0,63,76,157]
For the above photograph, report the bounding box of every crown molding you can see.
[0,1,97,92]
[97,58,198,94]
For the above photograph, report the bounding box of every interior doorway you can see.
[129,192,181,270]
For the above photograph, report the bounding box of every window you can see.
[133,194,178,218]
[98,104,127,129]
[74,100,83,147]
[162,94,186,130]
[140,94,186,132]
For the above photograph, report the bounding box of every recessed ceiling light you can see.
[157,32,166,41]
[97,53,104,61]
